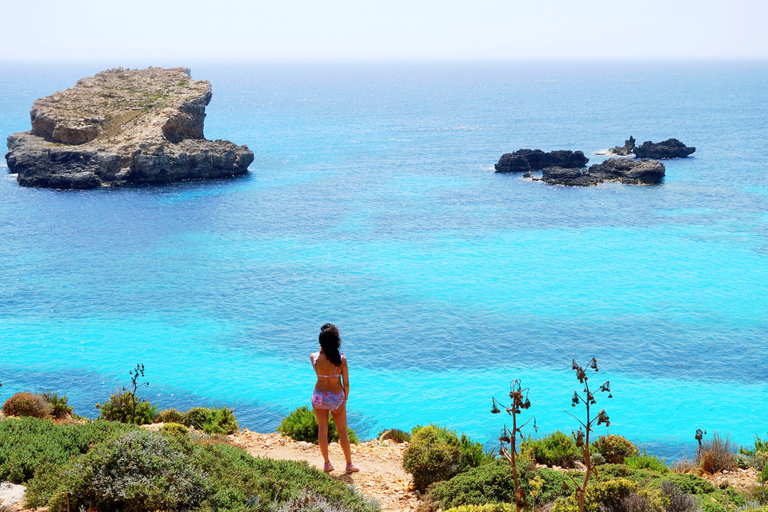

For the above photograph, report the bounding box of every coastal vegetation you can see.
[2,362,767,512]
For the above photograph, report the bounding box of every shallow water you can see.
[1,60,766,459]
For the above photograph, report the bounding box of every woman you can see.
[310,323,359,473]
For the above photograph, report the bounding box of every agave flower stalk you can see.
[564,358,612,512]
[492,379,537,512]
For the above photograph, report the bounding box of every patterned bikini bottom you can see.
[311,389,346,411]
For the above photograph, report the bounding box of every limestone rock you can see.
[540,158,665,186]
[5,67,254,189]
[607,136,636,156]
[495,149,589,173]
[633,138,695,159]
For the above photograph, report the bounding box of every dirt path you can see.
[230,430,418,512]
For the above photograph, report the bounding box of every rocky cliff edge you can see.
[5,67,255,189]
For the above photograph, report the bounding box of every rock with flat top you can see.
[495,149,588,173]
[633,138,695,159]
[5,67,254,189]
[540,158,665,186]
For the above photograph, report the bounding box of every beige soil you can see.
[230,430,419,512]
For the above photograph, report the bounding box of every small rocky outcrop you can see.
[607,136,636,156]
[539,158,665,186]
[633,138,695,159]
[494,149,588,173]
[5,67,254,189]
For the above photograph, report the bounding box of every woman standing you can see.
[310,323,359,473]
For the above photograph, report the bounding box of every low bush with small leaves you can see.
[379,428,411,443]
[44,430,208,512]
[403,425,493,493]
[201,406,239,435]
[426,458,572,510]
[444,504,517,512]
[1,392,51,419]
[276,405,359,445]
[593,435,639,464]
[625,455,670,473]
[521,430,579,468]
[96,390,158,425]
[0,417,138,483]
[160,422,189,437]
[39,391,73,419]
[660,480,702,512]
[156,408,186,424]
[552,478,639,512]
[19,418,379,512]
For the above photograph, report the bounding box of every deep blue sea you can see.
[1,60,766,460]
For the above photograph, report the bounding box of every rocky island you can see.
[605,136,695,159]
[5,67,254,189]
[494,149,589,173]
[539,158,665,186]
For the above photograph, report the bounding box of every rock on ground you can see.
[5,67,254,189]
[0,482,25,509]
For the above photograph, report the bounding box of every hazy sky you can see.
[3,0,767,60]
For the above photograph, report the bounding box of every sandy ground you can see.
[230,430,419,512]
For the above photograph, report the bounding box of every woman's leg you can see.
[313,407,331,464]
[330,403,353,465]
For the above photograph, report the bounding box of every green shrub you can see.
[521,430,579,468]
[0,417,138,483]
[276,406,359,445]
[40,391,73,419]
[1,392,51,419]
[403,426,462,492]
[552,478,639,512]
[201,406,239,435]
[403,425,492,493]
[739,434,767,456]
[593,435,639,464]
[182,406,240,435]
[427,458,573,510]
[412,425,494,469]
[50,430,208,512]
[95,390,157,425]
[160,422,189,437]
[596,464,664,488]
[10,417,379,512]
[156,408,186,424]
[23,462,66,508]
[625,455,670,473]
[444,504,517,512]
[660,480,702,512]
[379,428,411,443]
[184,406,209,427]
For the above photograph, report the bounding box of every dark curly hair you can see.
[319,323,342,366]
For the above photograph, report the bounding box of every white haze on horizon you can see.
[2,0,767,61]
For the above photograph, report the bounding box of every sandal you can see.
[345,463,360,473]
[323,462,334,472]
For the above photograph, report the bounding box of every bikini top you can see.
[312,352,345,379]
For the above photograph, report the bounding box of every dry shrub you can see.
[1,392,51,419]
[697,431,735,474]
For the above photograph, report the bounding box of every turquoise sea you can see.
[1,61,766,459]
